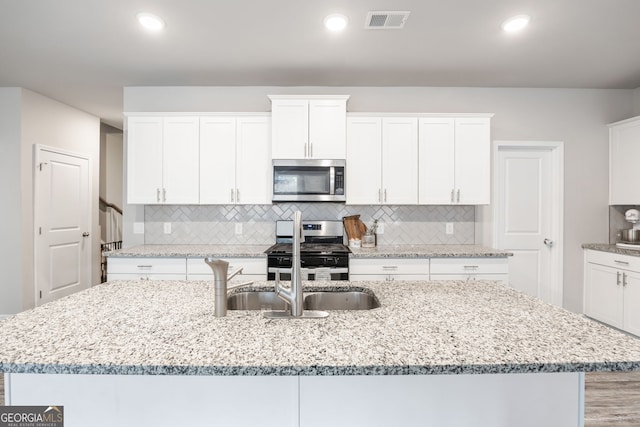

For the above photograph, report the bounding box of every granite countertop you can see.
[349,244,512,258]
[1,279,639,376]
[104,244,271,258]
[582,243,640,258]
[105,244,511,259]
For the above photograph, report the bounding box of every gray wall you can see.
[0,88,100,315]
[0,88,23,317]
[123,86,636,313]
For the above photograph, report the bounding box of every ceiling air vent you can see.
[365,11,410,29]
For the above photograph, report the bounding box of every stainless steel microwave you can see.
[272,159,346,202]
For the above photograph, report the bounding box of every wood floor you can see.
[0,371,638,424]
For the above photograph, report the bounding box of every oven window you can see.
[274,167,330,195]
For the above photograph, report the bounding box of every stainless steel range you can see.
[265,220,350,281]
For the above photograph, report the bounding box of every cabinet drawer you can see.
[349,258,429,275]
[430,258,508,275]
[430,274,508,285]
[107,273,187,281]
[107,257,187,274]
[187,257,267,276]
[585,250,640,272]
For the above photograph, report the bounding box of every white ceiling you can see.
[1,0,640,128]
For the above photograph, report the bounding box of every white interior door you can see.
[495,142,563,306]
[35,146,91,305]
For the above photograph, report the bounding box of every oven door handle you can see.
[268,267,349,274]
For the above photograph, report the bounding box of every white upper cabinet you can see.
[609,116,640,205]
[346,116,418,205]
[419,117,490,205]
[270,95,349,159]
[200,116,271,205]
[127,116,199,204]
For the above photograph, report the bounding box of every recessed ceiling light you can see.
[501,14,530,33]
[324,14,348,32]
[137,13,165,31]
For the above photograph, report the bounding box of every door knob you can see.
[543,238,554,247]
[82,232,90,237]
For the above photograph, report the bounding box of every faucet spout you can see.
[273,210,305,317]
[205,258,252,317]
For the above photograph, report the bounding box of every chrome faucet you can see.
[264,211,328,319]
[204,258,252,317]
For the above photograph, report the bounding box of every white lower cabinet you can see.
[106,258,187,281]
[349,258,429,281]
[584,250,640,336]
[430,258,509,285]
[186,257,267,281]
[349,257,508,283]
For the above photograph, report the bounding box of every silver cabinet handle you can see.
[230,188,235,203]
[157,188,160,203]
[163,188,166,202]
[384,189,387,203]
[457,189,460,203]
[623,272,628,287]
[310,143,313,158]
[450,189,454,203]
[82,232,90,237]
[378,189,382,203]
[617,271,621,286]
[137,265,153,269]
[614,260,630,266]
[236,189,240,203]
[382,266,398,270]
[543,238,554,247]
[463,265,479,270]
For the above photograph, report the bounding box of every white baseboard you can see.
[0,314,13,320]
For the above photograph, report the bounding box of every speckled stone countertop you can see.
[105,244,510,259]
[582,243,640,258]
[104,244,270,258]
[349,244,512,258]
[1,279,639,376]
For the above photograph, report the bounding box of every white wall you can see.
[0,88,23,317]
[0,89,102,314]
[123,86,635,313]
[634,87,640,115]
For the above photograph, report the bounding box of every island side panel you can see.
[6,373,299,427]
[299,372,584,427]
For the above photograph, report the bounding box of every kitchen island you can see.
[2,279,640,426]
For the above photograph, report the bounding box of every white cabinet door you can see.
[127,116,163,204]
[199,116,237,204]
[382,117,418,204]
[609,117,640,204]
[162,116,200,204]
[271,99,309,159]
[308,99,347,159]
[584,262,624,328]
[455,118,490,204]
[127,116,199,205]
[270,96,347,159]
[346,117,383,205]
[236,117,271,204]
[623,270,640,336]
[418,118,455,204]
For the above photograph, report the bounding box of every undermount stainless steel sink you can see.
[227,290,381,311]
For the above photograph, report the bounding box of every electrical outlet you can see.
[446,223,454,235]
[377,222,385,234]
[133,222,144,234]
[163,222,172,234]
[235,223,243,235]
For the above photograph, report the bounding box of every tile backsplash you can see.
[144,204,475,245]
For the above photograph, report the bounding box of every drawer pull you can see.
[137,265,153,269]
[614,260,630,266]
[382,266,398,270]
[463,265,479,270]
